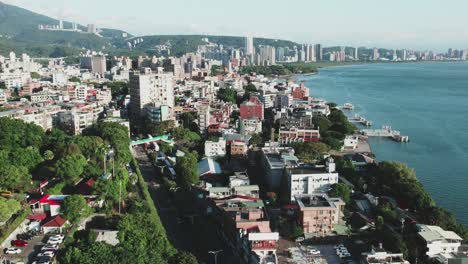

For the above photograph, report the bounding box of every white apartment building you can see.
[204,138,226,158]
[288,158,339,201]
[57,104,104,135]
[129,68,174,118]
[417,225,463,258]
[343,135,359,150]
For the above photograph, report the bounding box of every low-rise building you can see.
[295,193,345,237]
[278,127,320,145]
[261,144,299,189]
[231,141,248,157]
[417,224,463,258]
[204,138,227,158]
[343,135,359,150]
[361,246,410,264]
[289,158,339,200]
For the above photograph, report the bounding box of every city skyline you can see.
[3,0,468,52]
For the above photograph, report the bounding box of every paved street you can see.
[133,146,242,264]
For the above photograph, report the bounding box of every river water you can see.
[299,62,468,224]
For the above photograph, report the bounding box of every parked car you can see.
[17,233,34,240]
[47,237,63,245]
[295,236,305,243]
[12,239,29,247]
[33,256,52,264]
[37,251,55,257]
[50,234,64,240]
[309,249,320,255]
[41,244,58,251]
[5,247,22,254]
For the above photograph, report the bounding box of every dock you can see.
[349,114,372,127]
[361,126,409,143]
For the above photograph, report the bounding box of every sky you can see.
[4,0,468,51]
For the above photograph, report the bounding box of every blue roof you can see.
[198,158,222,176]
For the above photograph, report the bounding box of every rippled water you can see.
[300,62,468,224]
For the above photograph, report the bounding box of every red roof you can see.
[39,194,61,206]
[27,213,47,221]
[42,215,67,227]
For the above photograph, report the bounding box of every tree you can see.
[0,118,44,149]
[9,146,43,170]
[293,142,330,163]
[328,183,352,203]
[69,76,81,83]
[217,88,237,103]
[250,133,263,146]
[105,81,129,99]
[175,152,199,187]
[244,83,257,92]
[43,150,55,161]
[169,251,198,264]
[30,72,41,79]
[0,164,31,191]
[61,195,92,224]
[60,242,119,264]
[117,211,175,263]
[73,136,106,161]
[55,154,87,183]
[0,197,21,222]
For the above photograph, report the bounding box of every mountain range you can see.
[0,1,300,58]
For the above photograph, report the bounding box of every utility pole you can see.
[118,179,122,214]
[208,250,223,264]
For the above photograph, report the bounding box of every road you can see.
[132,146,242,264]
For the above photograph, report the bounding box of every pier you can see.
[361,126,409,142]
[349,114,372,127]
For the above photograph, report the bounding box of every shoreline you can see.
[298,65,468,228]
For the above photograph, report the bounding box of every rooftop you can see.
[417,224,463,242]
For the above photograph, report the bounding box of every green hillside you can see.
[0,2,300,58]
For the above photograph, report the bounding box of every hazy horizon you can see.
[3,0,468,52]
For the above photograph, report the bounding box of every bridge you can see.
[130,134,174,147]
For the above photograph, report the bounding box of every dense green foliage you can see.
[61,195,93,224]
[217,88,237,103]
[0,197,21,222]
[312,108,357,150]
[240,63,318,76]
[328,183,352,203]
[175,152,199,187]
[292,142,330,163]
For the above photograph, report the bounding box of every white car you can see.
[50,234,64,240]
[38,250,55,257]
[295,237,305,243]
[47,237,63,245]
[310,249,320,255]
[5,247,22,254]
[42,244,58,251]
[339,252,351,259]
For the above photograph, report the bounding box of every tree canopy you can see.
[61,195,92,224]
[175,152,199,187]
[293,142,330,163]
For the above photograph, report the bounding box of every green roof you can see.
[130,134,174,146]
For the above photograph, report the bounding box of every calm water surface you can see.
[300,62,468,224]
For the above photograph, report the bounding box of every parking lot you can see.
[2,234,62,263]
[314,245,342,264]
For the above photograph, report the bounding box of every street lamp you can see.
[208,249,223,264]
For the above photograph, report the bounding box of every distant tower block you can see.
[59,20,63,30]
